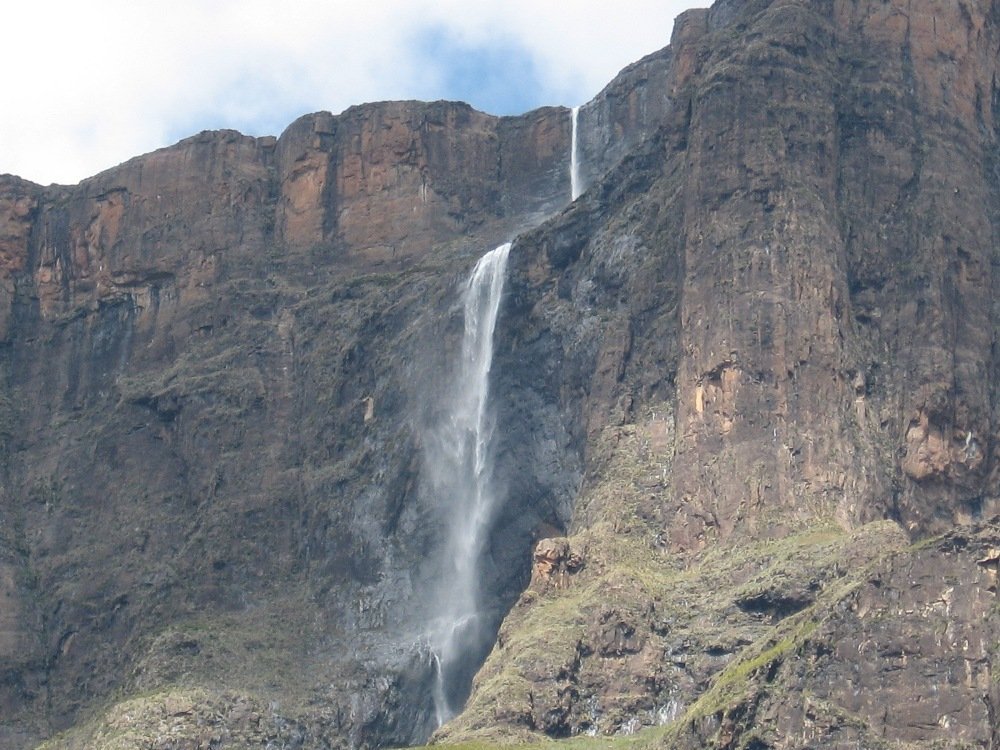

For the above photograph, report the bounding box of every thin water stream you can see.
[422,100,587,727]
[571,105,582,200]
[426,242,511,725]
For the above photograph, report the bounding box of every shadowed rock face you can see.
[1,1,1000,749]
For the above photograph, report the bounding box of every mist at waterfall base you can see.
[421,243,512,726]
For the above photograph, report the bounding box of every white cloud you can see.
[2,1,700,185]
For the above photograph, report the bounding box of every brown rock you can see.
[464,0,1000,744]
[532,538,583,589]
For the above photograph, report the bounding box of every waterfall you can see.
[570,105,582,200]
[426,242,511,726]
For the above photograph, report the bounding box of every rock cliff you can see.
[1,1,999,749]
[446,0,1000,746]
[0,56,669,750]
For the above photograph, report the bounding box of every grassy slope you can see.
[434,403,911,748]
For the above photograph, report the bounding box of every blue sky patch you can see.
[410,26,550,116]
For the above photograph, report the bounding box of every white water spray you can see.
[570,105,582,200]
[426,242,511,726]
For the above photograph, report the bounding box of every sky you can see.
[4,1,700,186]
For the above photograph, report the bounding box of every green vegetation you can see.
[438,400,911,747]
[35,596,346,750]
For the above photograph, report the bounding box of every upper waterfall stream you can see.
[570,105,582,200]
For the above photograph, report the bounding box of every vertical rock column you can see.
[833,0,1000,532]
[670,4,875,547]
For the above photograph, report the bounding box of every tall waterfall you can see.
[570,105,582,200]
[426,242,511,726]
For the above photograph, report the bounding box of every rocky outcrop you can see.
[274,102,567,260]
[498,0,1000,550]
[666,521,1000,750]
[531,538,583,590]
[573,45,673,198]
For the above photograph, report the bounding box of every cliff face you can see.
[0,63,670,749]
[446,0,1000,746]
[2,1,999,749]
[508,0,1000,550]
